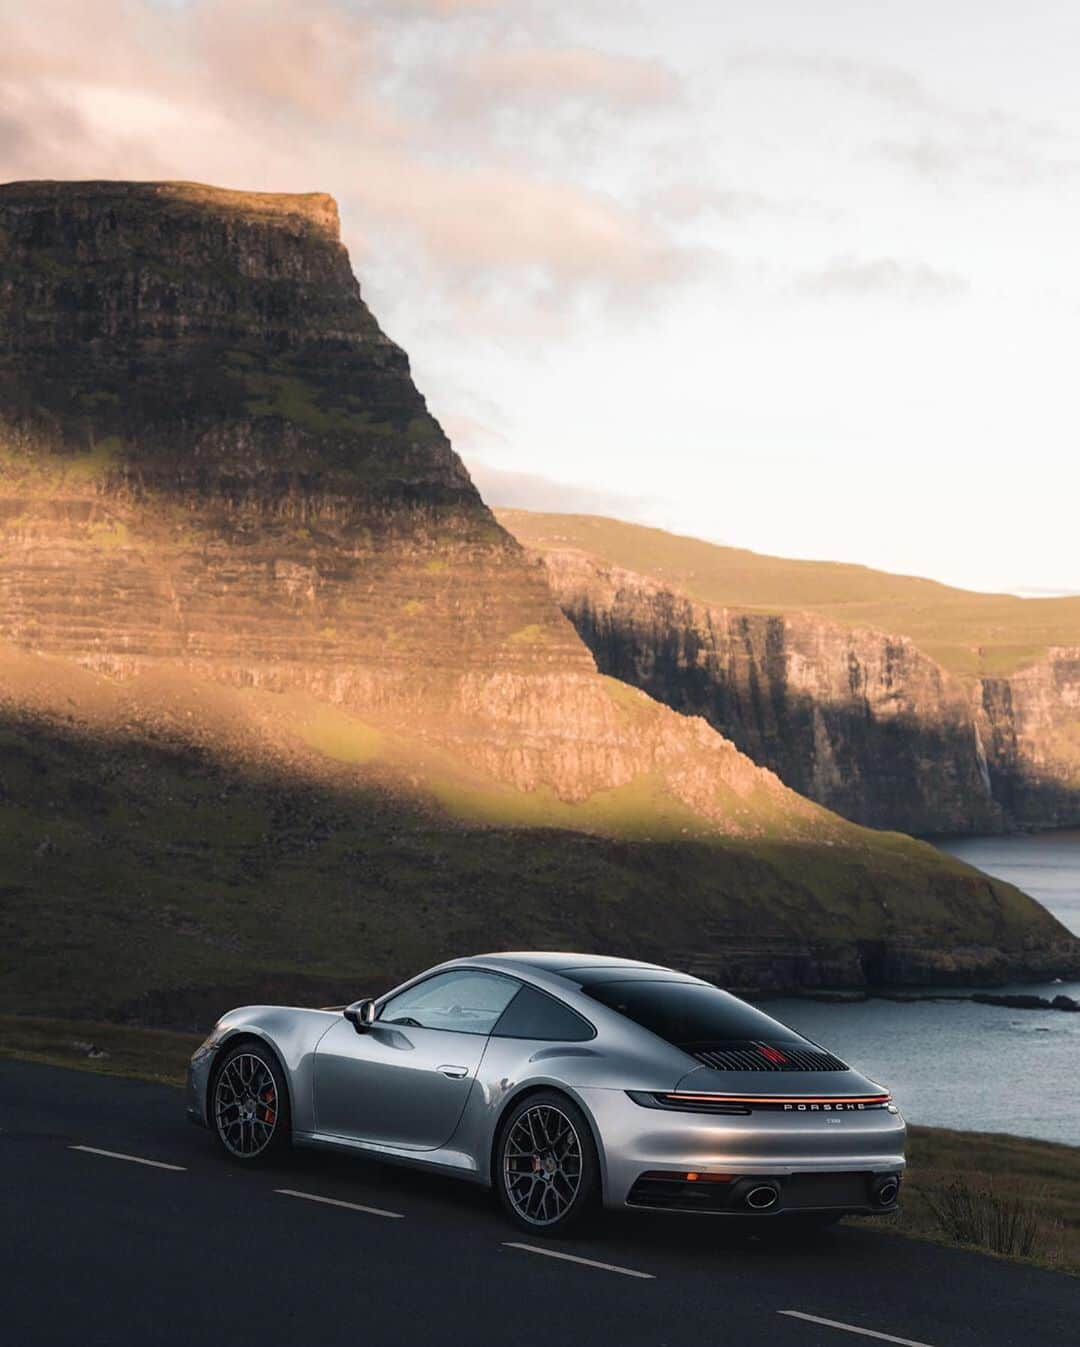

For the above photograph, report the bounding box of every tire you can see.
[210,1040,291,1165]
[494,1091,599,1236]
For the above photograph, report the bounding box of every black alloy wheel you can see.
[212,1042,291,1164]
[496,1091,599,1235]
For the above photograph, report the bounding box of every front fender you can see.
[188,1005,340,1133]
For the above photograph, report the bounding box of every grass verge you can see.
[0,1015,199,1087]
[849,1124,1079,1275]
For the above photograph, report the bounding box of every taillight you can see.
[656,1092,892,1109]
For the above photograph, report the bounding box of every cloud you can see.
[447,45,679,112]
[0,0,704,329]
[871,134,1080,189]
[438,414,506,451]
[378,0,503,12]
[190,0,378,125]
[727,48,942,117]
[465,458,662,520]
[354,152,686,293]
[730,47,1080,191]
[795,256,968,302]
[871,138,966,182]
[639,180,832,226]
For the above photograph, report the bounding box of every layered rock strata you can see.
[0,180,1075,1018]
[509,531,1080,835]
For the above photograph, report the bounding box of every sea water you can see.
[755,832,1080,1146]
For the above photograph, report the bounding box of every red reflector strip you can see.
[640,1171,733,1183]
[659,1093,888,1104]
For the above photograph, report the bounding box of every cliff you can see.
[497,511,1080,835]
[0,181,1075,1025]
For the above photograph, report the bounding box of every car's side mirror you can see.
[344,998,377,1034]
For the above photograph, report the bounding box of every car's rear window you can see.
[492,986,594,1042]
[583,980,807,1047]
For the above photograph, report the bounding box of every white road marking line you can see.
[274,1188,404,1219]
[779,1310,938,1347]
[503,1242,654,1280]
[68,1145,186,1172]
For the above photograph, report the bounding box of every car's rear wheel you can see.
[495,1091,599,1235]
[211,1042,290,1164]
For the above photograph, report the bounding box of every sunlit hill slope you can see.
[0,181,1074,1027]
[499,510,1080,837]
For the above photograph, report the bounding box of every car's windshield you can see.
[583,979,807,1047]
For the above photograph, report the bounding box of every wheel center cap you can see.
[543,1153,557,1175]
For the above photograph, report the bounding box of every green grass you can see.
[498,510,1080,679]
[0,695,1069,1032]
[505,623,556,647]
[853,1125,1080,1274]
[242,371,368,435]
[427,769,709,840]
[0,1015,200,1086]
[297,705,383,764]
[86,519,130,548]
[0,435,123,491]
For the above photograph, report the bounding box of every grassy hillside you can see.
[2,645,1069,1028]
[498,510,1080,679]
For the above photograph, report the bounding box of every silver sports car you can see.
[187,953,905,1233]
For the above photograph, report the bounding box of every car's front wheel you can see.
[211,1041,290,1164]
[495,1091,599,1235]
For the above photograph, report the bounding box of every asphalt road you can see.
[1,1060,1076,1347]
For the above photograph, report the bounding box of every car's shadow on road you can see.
[254,1140,896,1270]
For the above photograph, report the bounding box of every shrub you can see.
[920,1177,1058,1260]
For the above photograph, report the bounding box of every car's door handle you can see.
[436,1064,469,1079]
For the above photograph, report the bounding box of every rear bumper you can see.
[574,1087,906,1212]
[626,1168,901,1216]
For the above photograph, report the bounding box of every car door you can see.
[313,969,519,1150]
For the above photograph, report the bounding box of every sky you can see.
[1,0,1078,594]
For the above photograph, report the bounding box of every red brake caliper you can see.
[261,1088,276,1124]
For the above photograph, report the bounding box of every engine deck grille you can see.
[687,1041,849,1072]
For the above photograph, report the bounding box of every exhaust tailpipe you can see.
[872,1175,900,1207]
[744,1183,780,1211]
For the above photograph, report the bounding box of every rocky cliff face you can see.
[979,653,1080,829]
[511,538,1080,836]
[1,180,1075,1021]
[0,180,604,797]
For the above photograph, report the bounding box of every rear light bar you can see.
[627,1090,895,1114]
[662,1092,892,1106]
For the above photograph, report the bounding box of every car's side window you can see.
[491,985,595,1042]
[378,970,519,1035]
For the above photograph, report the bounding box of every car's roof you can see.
[471,952,690,980]
[473,951,662,970]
